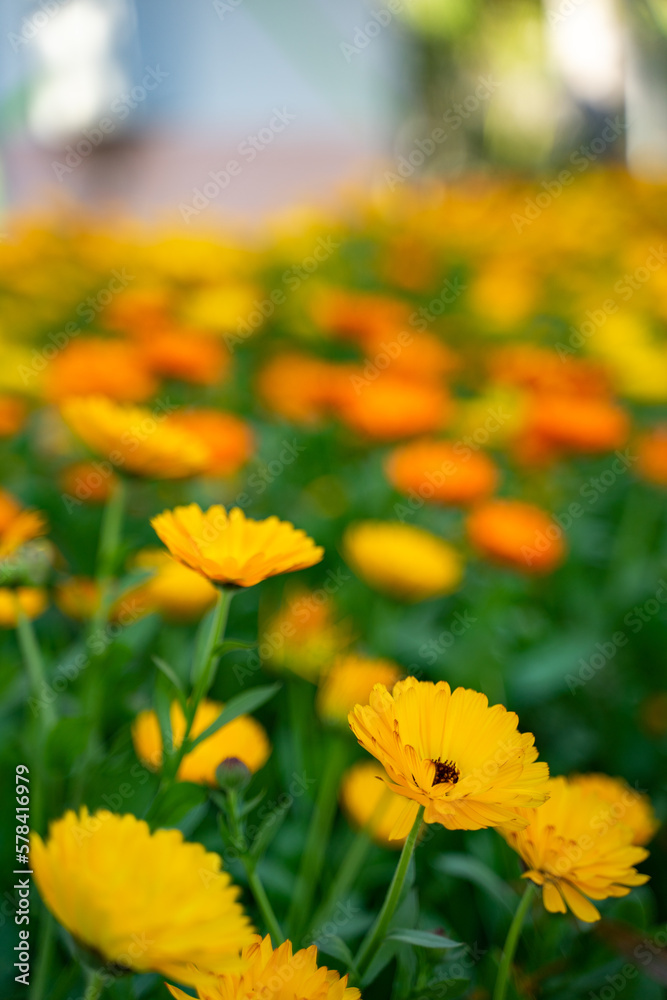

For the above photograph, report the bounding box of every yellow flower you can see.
[570,773,659,846]
[348,677,549,839]
[132,699,271,785]
[151,504,324,588]
[0,587,47,627]
[60,396,211,479]
[129,549,218,622]
[261,586,351,683]
[343,521,462,602]
[31,809,254,986]
[340,761,409,848]
[167,933,360,1000]
[317,653,402,725]
[502,776,650,922]
[0,488,47,559]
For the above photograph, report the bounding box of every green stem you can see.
[73,478,127,805]
[30,914,54,1000]
[84,969,105,1000]
[286,734,348,939]
[309,826,373,939]
[161,588,234,788]
[246,865,285,946]
[493,881,536,1000]
[354,804,425,982]
[15,605,54,834]
[226,789,284,945]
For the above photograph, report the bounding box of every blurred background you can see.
[2,0,667,222]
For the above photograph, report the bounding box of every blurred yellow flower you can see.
[340,761,409,847]
[0,489,47,559]
[502,776,650,922]
[151,504,323,588]
[317,653,402,725]
[0,587,47,627]
[31,808,254,985]
[61,396,211,479]
[343,521,462,602]
[570,773,659,847]
[129,549,218,622]
[349,677,549,838]
[167,933,360,1000]
[132,698,270,785]
[261,586,350,683]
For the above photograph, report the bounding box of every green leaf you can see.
[214,638,257,656]
[386,929,462,950]
[433,854,518,912]
[154,673,173,760]
[146,781,207,828]
[410,979,470,1000]
[314,935,357,972]
[188,684,281,751]
[152,655,186,703]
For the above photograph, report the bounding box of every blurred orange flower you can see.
[256,353,346,425]
[386,438,498,506]
[169,409,254,477]
[136,328,230,386]
[0,395,27,437]
[636,425,667,486]
[337,373,452,441]
[43,338,157,403]
[522,394,629,455]
[59,460,118,505]
[0,489,47,559]
[467,499,566,574]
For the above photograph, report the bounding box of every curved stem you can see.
[287,733,347,940]
[493,881,536,1000]
[84,969,105,1000]
[355,804,424,982]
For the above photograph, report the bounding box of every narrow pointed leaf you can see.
[188,683,281,750]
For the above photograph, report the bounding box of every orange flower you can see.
[256,353,345,425]
[0,489,47,559]
[337,373,452,441]
[261,586,351,682]
[136,328,230,386]
[168,410,254,477]
[0,395,27,437]
[522,394,629,455]
[104,286,173,333]
[489,345,609,397]
[310,286,411,344]
[42,338,157,403]
[467,499,565,574]
[386,439,498,506]
[59,461,118,505]
[362,329,459,381]
[54,577,101,621]
[636,425,667,486]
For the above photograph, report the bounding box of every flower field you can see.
[1,168,666,1000]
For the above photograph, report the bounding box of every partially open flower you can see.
[167,934,360,1000]
[31,809,254,986]
[501,776,650,922]
[132,698,270,785]
[349,677,549,838]
[343,520,462,602]
[151,504,323,588]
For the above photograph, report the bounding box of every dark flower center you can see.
[431,759,460,786]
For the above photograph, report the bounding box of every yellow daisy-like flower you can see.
[60,396,211,479]
[317,653,402,725]
[31,809,254,986]
[342,521,462,602]
[340,761,409,848]
[151,504,324,588]
[128,548,218,622]
[502,776,650,922]
[569,773,659,846]
[348,677,549,839]
[0,586,47,627]
[167,933,361,1000]
[132,699,271,785]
